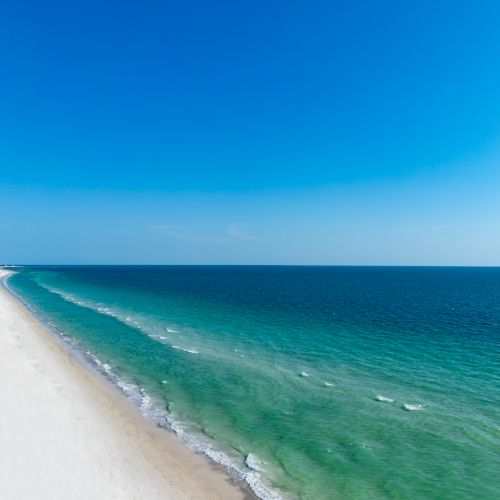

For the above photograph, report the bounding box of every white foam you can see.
[172,345,199,354]
[41,285,120,323]
[244,471,283,500]
[159,413,284,500]
[299,371,309,377]
[139,392,153,413]
[375,395,394,403]
[245,453,266,472]
[39,285,184,351]
[403,403,424,411]
[116,380,138,397]
[0,269,15,280]
[323,381,335,387]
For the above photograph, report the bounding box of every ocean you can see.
[5,266,500,499]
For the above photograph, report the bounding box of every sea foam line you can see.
[375,395,394,403]
[403,403,424,411]
[38,284,201,356]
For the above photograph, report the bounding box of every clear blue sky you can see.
[1,0,499,264]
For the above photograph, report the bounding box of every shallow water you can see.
[7,266,500,499]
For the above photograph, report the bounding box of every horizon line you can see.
[3,264,500,268]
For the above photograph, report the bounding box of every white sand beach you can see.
[0,270,248,500]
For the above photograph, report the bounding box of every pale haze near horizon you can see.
[2,148,500,266]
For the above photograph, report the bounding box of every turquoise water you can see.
[5,266,500,499]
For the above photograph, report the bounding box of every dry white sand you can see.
[0,270,249,500]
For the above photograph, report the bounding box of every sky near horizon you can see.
[1,0,500,264]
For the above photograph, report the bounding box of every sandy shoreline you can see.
[0,270,250,499]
